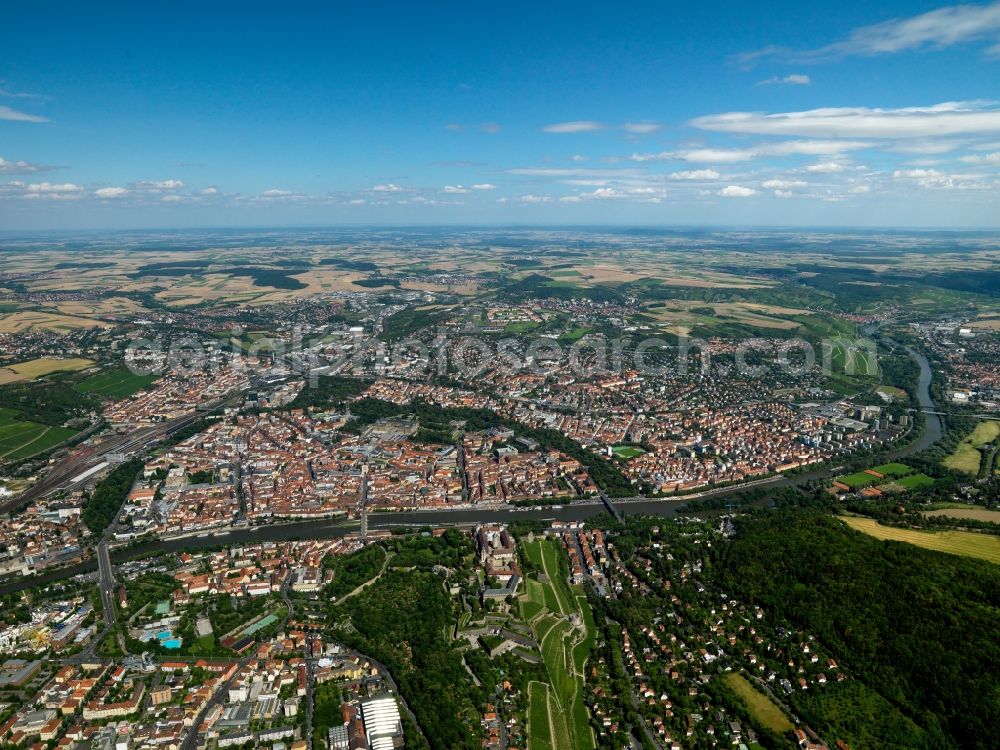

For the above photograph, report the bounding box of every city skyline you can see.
[3,0,1000,228]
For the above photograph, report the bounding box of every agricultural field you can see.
[0,407,76,462]
[723,672,793,733]
[923,507,1000,523]
[943,421,1000,475]
[0,310,113,333]
[7,357,95,379]
[520,538,595,750]
[840,516,1000,565]
[74,368,159,398]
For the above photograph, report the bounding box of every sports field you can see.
[611,445,645,459]
[521,538,595,750]
[841,516,1000,565]
[723,673,793,733]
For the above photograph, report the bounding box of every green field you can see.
[611,445,645,459]
[841,516,1000,565]
[74,368,159,398]
[837,471,880,489]
[723,673,793,733]
[0,407,76,461]
[521,538,595,750]
[894,473,935,489]
[943,421,1000,475]
[528,682,555,750]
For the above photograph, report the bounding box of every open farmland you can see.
[841,516,1000,565]
[8,357,95,379]
[923,508,1000,523]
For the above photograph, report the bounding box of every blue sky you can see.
[3,1,1000,229]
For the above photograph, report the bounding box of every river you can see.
[0,344,941,596]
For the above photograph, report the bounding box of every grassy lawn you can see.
[0,407,76,460]
[944,421,1000,475]
[528,681,554,750]
[870,462,913,477]
[504,321,540,334]
[841,516,1000,564]
[75,368,159,398]
[723,673,793,733]
[894,473,935,489]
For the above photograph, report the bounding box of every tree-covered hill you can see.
[716,511,1000,750]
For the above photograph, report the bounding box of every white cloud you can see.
[669,169,721,180]
[571,154,587,162]
[442,185,469,193]
[818,2,1000,58]
[740,2,1000,63]
[762,179,809,189]
[623,122,661,134]
[893,168,942,178]
[543,120,605,133]
[370,183,404,192]
[757,74,812,85]
[27,182,82,194]
[262,188,293,196]
[133,179,185,190]
[471,183,496,190]
[630,140,868,164]
[631,148,754,163]
[199,187,219,195]
[691,101,1000,139]
[0,105,48,123]
[507,167,641,178]
[567,186,667,202]
[773,189,794,198]
[960,150,1000,163]
[95,187,128,198]
[0,157,54,174]
[806,162,848,173]
[517,194,552,203]
[718,185,758,197]
[0,181,84,200]
[893,168,992,189]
